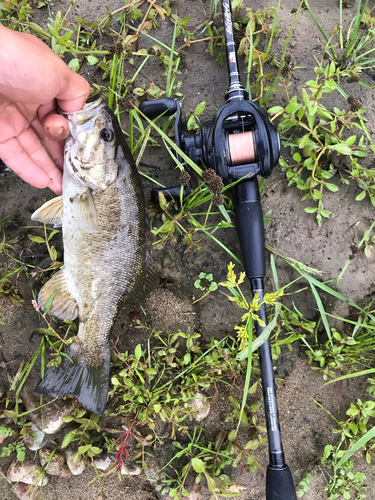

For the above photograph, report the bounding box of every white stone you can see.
[94,454,116,471]
[39,449,65,475]
[188,392,211,422]
[120,463,142,476]
[7,459,49,486]
[65,449,86,476]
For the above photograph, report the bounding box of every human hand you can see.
[0,27,90,194]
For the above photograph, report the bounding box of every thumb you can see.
[43,113,70,142]
[56,69,90,113]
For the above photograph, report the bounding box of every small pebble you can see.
[12,483,40,500]
[66,449,86,476]
[120,462,142,476]
[39,449,66,476]
[188,392,211,422]
[7,459,48,486]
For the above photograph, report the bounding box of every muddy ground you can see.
[1,0,375,498]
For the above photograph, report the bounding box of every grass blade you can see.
[336,425,375,470]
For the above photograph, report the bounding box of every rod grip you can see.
[235,179,266,279]
[266,465,297,500]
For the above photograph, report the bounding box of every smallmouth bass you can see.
[32,98,156,415]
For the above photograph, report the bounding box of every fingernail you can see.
[47,125,64,137]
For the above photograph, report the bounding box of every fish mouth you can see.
[59,97,106,128]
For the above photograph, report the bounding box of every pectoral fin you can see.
[73,189,97,233]
[38,267,78,321]
[31,196,63,228]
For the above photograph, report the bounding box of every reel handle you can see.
[139,98,178,119]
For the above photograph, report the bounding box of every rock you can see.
[24,425,47,451]
[12,483,40,500]
[21,379,73,434]
[65,449,86,476]
[7,459,49,486]
[188,392,211,422]
[144,458,160,482]
[93,454,141,475]
[39,448,65,475]
[60,466,72,478]
[94,453,116,471]
[120,462,142,476]
[0,433,6,445]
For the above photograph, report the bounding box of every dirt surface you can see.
[1,0,375,499]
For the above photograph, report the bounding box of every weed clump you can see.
[347,95,362,113]
[202,169,224,194]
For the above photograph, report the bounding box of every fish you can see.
[31,97,157,415]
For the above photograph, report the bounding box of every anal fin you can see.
[38,267,78,321]
[31,196,63,228]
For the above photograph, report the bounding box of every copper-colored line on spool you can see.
[227,131,255,166]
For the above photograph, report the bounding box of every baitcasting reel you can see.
[139,0,297,498]
[139,83,280,205]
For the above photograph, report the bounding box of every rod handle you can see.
[266,465,297,500]
[235,179,266,279]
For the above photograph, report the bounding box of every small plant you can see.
[0,426,26,462]
[321,444,368,499]
[186,101,206,132]
[296,470,314,498]
[61,408,103,462]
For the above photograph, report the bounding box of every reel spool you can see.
[227,131,255,166]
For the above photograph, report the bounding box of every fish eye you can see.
[100,128,114,142]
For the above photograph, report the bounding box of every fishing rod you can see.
[139,1,297,498]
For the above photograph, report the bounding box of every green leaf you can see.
[86,55,98,65]
[346,135,356,146]
[44,291,57,314]
[268,106,284,114]
[61,430,77,449]
[194,101,206,116]
[305,207,317,213]
[17,450,25,462]
[228,430,237,442]
[325,183,339,192]
[330,143,352,155]
[28,235,45,244]
[146,367,157,375]
[134,344,142,360]
[231,0,242,9]
[293,152,301,162]
[285,102,300,114]
[356,191,366,201]
[191,457,206,473]
[180,14,190,25]
[229,396,241,409]
[68,58,80,72]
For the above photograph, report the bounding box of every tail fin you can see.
[35,344,110,416]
